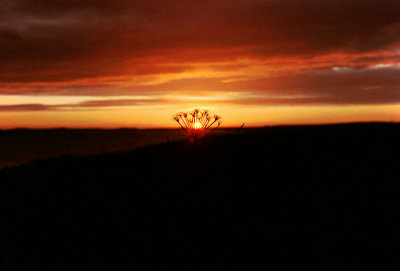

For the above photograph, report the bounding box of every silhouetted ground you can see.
[0,128,184,169]
[0,123,399,270]
[0,128,237,169]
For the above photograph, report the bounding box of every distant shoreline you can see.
[0,121,398,131]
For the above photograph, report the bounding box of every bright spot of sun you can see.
[194,120,202,129]
[173,109,222,141]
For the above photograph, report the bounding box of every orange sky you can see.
[1,0,400,128]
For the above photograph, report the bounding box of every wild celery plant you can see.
[173,109,222,141]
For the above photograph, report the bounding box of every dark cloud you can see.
[0,98,163,111]
[1,66,399,112]
[0,0,400,109]
[354,55,400,64]
[0,63,399,107]
[0,104,50,111]
[0,0,400,83]
[228,89,400,106]
[13,0,133,16]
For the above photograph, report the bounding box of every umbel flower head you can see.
[173,109,222,140]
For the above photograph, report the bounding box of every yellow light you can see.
[194,120,202,129]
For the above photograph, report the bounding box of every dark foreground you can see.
[1,123,399,270]
[0,129,184,169]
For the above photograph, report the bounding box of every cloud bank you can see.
[0,0,400,112]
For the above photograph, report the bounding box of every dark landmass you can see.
[0,128,185,169]
[1,123,399,270]
[0,128,239,169]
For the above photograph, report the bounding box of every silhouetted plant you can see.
[173,109,222,141]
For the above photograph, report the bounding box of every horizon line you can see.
[0,121,398,131]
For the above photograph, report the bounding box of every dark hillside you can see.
[0,129,183,169]
[1,123,399,270]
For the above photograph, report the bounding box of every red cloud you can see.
[0,0,399,107]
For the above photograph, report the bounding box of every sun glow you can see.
[173,109,222,140]
[193,120,202,130]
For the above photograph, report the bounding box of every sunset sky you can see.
[1,0,400,128]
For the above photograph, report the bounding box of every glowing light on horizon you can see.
[193,120,202,130]
[174,109,222,140]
